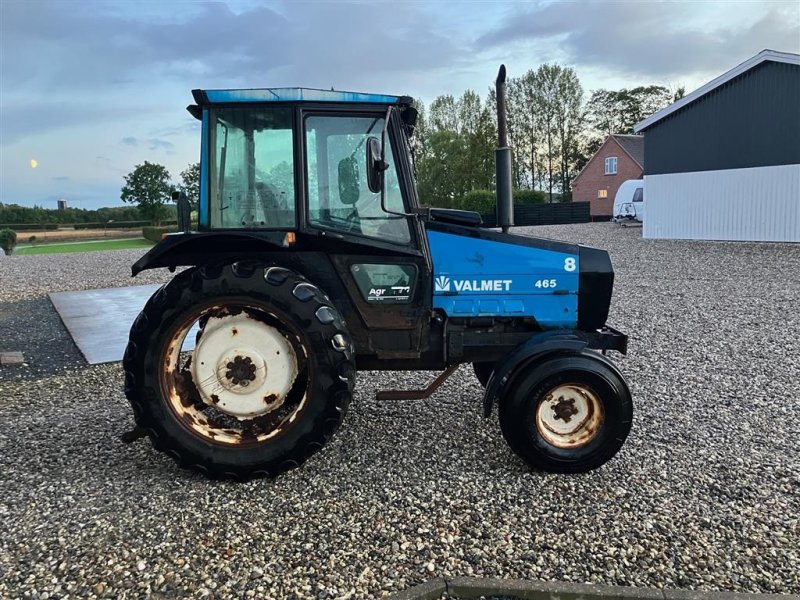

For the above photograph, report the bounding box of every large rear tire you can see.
[498,352,632,473]
[123,262,355,480]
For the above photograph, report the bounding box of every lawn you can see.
[15,238,154,255]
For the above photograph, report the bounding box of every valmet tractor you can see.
[124,67,632,479]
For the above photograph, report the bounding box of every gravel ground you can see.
[1,225,798,599]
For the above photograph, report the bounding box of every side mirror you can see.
[366,136,387,194]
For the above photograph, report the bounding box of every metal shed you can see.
[634,50,800,242]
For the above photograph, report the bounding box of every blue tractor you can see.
[124,67,632,479]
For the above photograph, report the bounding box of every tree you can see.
[553,66,585,201]
[414,90,496,207]
[121,161,173,224]
[587,86,672,135]
[506,64,584,201]
[178,162,200,207]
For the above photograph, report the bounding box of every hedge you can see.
[74,220,178,230]
[513,189,546,204]
[459,190,497,214]
[0,223,59,231]
[454,189,548,214]
[142,226,178,242]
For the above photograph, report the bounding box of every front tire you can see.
[123,262,355,480]
[498,352,632,473]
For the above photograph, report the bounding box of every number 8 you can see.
[564,257,576,272]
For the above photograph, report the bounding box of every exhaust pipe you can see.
[495,64,513,233]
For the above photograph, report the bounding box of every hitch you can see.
[376,365,459,401]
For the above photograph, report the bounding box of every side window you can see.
[305,115,411,244]
[210,107,295,229]
[632,187,643,202]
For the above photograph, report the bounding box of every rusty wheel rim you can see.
[535,383,604,449]
[159,303,310,447]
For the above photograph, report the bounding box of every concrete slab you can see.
[388,578,796,600]
[49,285,197,365]
[446,577,663,600]
[0,351,25,366]
[386,578,445,600]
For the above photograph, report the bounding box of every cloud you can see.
[0,1,466,144]
[0,102,131,146]
[476,1,800,80]
[146,138,175,152]
[52,176,71,182]
[122,137,138,146]
[1,1,465,95]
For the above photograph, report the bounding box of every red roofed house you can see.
[571,134,644,220]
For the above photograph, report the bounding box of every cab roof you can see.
[191,87,410,106]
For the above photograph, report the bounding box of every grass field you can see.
[15,238,153,255]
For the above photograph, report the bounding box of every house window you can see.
[597,189,608,199]
[604,157,618,175]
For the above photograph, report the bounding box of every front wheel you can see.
[498,352,632,473]
[123,262,355,480]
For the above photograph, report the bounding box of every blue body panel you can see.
[427,230,579,328]
[203,88,399,105]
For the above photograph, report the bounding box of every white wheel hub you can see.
[535,384,604,448]
[191,312,298,418]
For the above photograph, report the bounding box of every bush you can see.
[0,228,17,255]
[457,189,548,215]
[513,189,546,204]
[459,190,497,214]
[142,226,178,242]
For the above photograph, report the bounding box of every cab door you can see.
[299,107,431,360]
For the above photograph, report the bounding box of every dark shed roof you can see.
[638,59,800,175]
[611,135,644,167]
[635,49,800,132]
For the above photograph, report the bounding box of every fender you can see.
[482,327,628,417]
[132,231,289,276]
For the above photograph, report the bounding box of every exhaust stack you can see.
[495,64,513,233]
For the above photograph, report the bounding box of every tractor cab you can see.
[191,88,423,246]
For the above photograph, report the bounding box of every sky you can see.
[1,0,798,210]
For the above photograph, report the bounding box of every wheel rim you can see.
[535,383,604,449]
[160,303,310,446]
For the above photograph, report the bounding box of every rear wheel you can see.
[123,262,355,479]
[498,352,632,473]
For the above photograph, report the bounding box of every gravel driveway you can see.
[1,223,798,599]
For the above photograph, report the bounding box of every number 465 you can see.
[535,279,557,288]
